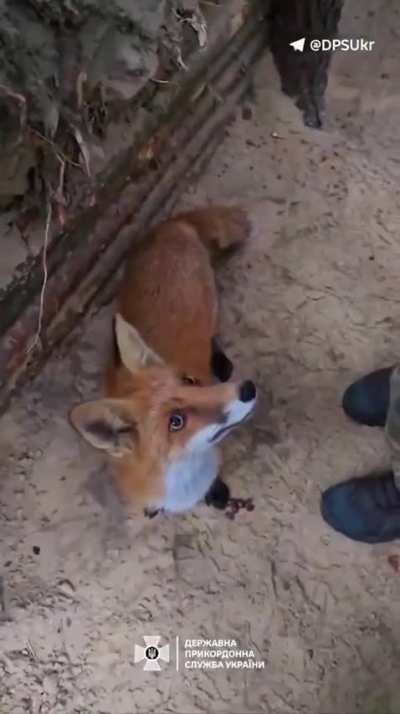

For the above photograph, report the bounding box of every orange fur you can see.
[70,206,253,511]
[115,206,250,383]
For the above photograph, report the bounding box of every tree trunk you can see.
[269,0,344,127]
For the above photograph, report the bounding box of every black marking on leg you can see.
[205,477,230,510]
[144,507,160,519]
[211,337,233,383]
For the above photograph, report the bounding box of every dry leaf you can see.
[138,140,155,162]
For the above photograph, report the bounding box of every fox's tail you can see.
[166,205,251,261]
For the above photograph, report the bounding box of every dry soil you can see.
[2,1,400,713]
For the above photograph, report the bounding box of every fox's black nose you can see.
[239,380,256,403]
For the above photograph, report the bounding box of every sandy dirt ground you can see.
[2,2,400,713]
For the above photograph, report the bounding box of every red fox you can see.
[69,206,257,515]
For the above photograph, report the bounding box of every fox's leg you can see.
[205,477,230,509]
[211,337,233,383]
[205,478,255,518]
[144,507,162,519]
[225,497,255,519]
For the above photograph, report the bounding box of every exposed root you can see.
[71,125,91,178]
[54,157,67,228]
[76,70,87,111]
[29,128,82,169]
[26,199,53,356]
[174,6,208,48]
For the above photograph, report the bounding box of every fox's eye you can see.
[169,411,186,432]
[182,375,199,386]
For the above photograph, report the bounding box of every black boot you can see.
[342,367,394,427]
[321,471,400,543]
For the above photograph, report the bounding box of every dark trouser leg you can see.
[321,364,400,543]
[385,366,400,491]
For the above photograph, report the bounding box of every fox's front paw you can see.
[205,477,230,509]
[225,497,255,520]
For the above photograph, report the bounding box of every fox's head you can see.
[69,314,256,507]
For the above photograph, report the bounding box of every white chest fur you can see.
[162,446,219,513]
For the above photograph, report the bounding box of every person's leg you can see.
[321,364,400,543]
[385,366,400,491]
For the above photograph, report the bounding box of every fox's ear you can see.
[69,399,138,457]
[114,313,163,373]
